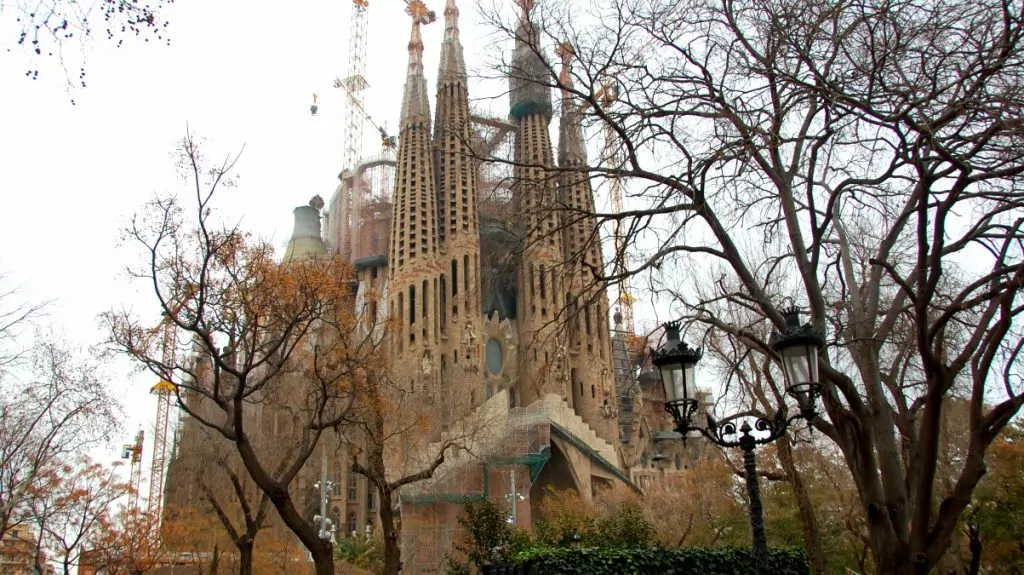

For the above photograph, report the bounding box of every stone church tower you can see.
[556,46,618,444]
[379,0,622,445]
[433,0,484,407]
[162,4,645,566]
[327,0,638,568]
[388,12,443,396]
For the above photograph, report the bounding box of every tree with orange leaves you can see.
[83,506,167,575]
[104,132,384,575]
[29,457,130,575]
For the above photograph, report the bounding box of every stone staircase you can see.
[402,390,622,495]
[401,389,515,492]
[534,394,619,467]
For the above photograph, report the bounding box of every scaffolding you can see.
[399,396,552,574]
[470,111,516,219]
[327,154,396,266]
[327,115,513,268]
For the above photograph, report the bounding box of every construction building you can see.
[159,0,685,571]
[317,0,665,570]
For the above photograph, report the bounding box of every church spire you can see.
[438,0,467,84]
[509,0,552,121]
[555,42,618,446]
[400,2,434,127]
[555,42,586,166]
[433,0,483,391]
[389,0,441,361]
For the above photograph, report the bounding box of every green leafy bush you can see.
[534,501,655,549]
[511,546,809,575]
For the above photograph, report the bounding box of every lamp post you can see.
[650,309,823,575]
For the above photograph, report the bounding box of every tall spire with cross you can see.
[389,0,442,397]
[433,0,484,397]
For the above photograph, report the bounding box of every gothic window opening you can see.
[409,285,416,325]
[440,275,448,334]
[539,265,547,300]
[422,280,428,323]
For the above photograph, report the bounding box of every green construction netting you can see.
[401,448,551,506]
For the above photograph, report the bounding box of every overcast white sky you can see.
[0,0,521,476]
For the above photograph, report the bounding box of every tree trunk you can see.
[235,539,253,575]
[966,525,982,575]
[777,438,827,575]
[233,432,334,575]
[380,485,402,575]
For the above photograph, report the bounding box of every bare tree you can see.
[166,424,271,575]
[0,334,119,542]
[480,0,1024,572]
[4,0,172,86]
[0,274,47,370]
[33,457,130,575]
[342,322,503,575]
[105,133,381,575]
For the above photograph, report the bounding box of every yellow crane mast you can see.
[147,316,177,523]
[121,430,144,512]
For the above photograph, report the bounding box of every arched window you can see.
[331,507,342,535]
[675,454,683,471]
[347,475,357,501]
[347,511,357,536]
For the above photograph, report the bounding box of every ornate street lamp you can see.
[649,321,703,435]
[650,308,823,575]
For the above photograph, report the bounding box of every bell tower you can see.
[433,0,484,408]
[556,45,618,445]
[509,0,569,406]
[388,3,442,396]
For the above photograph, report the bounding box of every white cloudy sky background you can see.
[0,0,518,471]
[0,0,663,491]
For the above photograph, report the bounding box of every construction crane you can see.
[121,430,144,512]
[146,285,195,524]
[147,320,176,523]
[333,78,396,151]
[342,0,371,172]
[310,0,437,154]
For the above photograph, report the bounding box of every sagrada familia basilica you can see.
[166,0,686,570]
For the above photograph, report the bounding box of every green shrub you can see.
[534,501,655,549]
[511,546,809,575]
[453,499,522,568]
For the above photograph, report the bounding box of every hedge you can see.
[493,546,808,575]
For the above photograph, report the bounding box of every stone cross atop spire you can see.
[444,0,460,37]
[400,1,436,126]
[555,42,574,90]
